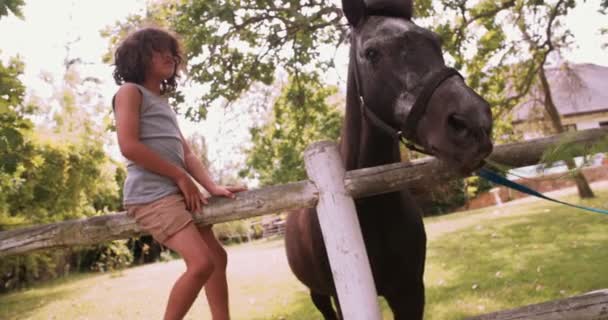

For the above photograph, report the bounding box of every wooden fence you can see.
[468,289,608,320]
[1,128,608,319]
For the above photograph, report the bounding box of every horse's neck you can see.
[340,64,401,171]
[361,127,401,168]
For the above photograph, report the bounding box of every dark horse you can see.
[285,0,494,319]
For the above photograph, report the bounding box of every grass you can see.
[1,188,607,319]
[423,194,608,319]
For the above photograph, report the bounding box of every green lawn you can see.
[1,189,607,319]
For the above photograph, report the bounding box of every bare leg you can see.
[162,223,215,320]
[197,225,230,320]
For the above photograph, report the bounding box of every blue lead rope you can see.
[477,167,608,215]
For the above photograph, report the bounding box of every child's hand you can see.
[210,185,248,199]
[175,173,207,212]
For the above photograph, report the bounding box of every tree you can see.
[0,33,129,290]
[108,0,606,199]
[186,133,211,169]
[0,0,24,19]
[0,0,29,220]
[420,0,604,198]
[172,0,344,116]
[239,73,342,186]
[0,46,123,225]
[518,1,594,198]
[0,56,35,225]
[102,0,345,121]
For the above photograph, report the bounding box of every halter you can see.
[351,30,463,156]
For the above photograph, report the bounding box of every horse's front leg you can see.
[383,282,425,320]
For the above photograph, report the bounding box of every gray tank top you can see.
[113,83,185,205]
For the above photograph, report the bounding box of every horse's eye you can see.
[364,48,381,64]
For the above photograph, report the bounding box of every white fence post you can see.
[304,141,382,320]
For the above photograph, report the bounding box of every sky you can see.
[0,0,606,179]
[0,0,259,179]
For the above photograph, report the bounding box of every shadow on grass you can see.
[424,200,608,320]
[0,273,99,320]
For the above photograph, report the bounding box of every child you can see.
[112,27,245,320]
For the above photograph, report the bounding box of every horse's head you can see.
[343,0,493,174]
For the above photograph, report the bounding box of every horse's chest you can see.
[355,196,426,280]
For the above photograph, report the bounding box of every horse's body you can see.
[285,1,493,319]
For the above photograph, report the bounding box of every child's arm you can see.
[180,131,247,198]
[114,83,205,212]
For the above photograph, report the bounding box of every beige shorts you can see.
[126,194,194,244]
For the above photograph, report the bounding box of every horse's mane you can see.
[365,0,413,20]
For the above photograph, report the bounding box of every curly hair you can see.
[112,27,184,94]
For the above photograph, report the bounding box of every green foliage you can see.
[102,0,345,121]
[0,56,35,222]
[428,0,604,143]
[186,133,211,169]
[419,175,493,216]
[104,0,606,133]
[214,220,251,244]
[240,74,342,186]
[5,141,108,223]
[100,11,167,64]
[601,2,608,47]
[0,58,34,222]
[540,132,608,168]
[0,51,129,291]
[422,179,467,216]
[0,250,65,292]
[83,241,134,273]
[1,57,123,224]
[171,0,344,118]
[0,0,24,19]
[0,56,33,176]
[465,175,494,199]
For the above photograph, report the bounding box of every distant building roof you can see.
[512,63,608,122]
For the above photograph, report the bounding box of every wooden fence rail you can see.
[468,289,608,320]
[1,127,607,257]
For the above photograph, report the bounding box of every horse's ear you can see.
[365,0,413,19]
[342,0,367,26]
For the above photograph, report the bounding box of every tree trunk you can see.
[538,67,594,198]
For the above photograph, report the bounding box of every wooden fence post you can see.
[304,141,382,320]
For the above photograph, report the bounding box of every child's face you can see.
[148,49,177,81]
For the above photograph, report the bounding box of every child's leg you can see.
[197,225,230,320]
[162,223,215,320]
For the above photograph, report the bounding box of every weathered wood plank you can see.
[0,181,318,256]
[1,127,607,257]
[304,141,382,320]
[467,289,608,320]
[345,127,608,198]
